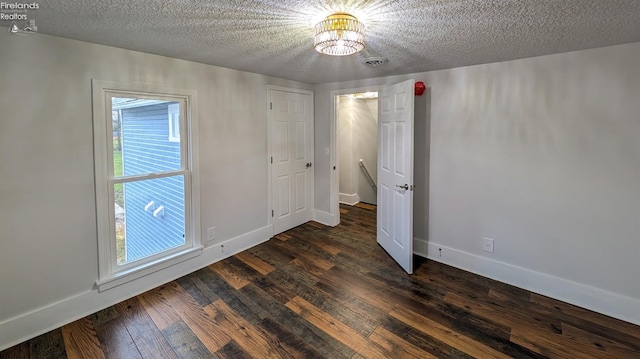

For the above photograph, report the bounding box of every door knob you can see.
[396,184,409,190]
[306,162,313,168]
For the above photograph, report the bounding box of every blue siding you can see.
[122,104,181,175]
[120,102,185,263]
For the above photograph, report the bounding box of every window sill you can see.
[96,246,203,292]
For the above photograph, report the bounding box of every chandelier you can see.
[314,13,365,56]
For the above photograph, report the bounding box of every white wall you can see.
[314,42,640,325]
[0,32,311,350]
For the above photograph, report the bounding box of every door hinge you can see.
[272,210,274,217]
[270,156,273,164]
[270,102,272,110]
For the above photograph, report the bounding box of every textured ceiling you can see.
[26,0,640,83]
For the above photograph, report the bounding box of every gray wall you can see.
[337,96,378,205]
[354,98,378,205]
[0,32,311,349]
[413,92,430,244]
[337,96,356,198]
[314,42,640,324]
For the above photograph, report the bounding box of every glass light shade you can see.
[314,13,365,56]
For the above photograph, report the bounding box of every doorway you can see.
[337,92,379,207]
[330,82,430,274]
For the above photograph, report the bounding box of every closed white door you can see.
[270,89,314,235]
[377,80,415,274]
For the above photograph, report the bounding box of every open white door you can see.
[377,79,415,274]
[270,88,314,235]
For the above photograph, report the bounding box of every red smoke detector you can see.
[415,82,426,96]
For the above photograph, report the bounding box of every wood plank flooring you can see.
[3,203,640,358]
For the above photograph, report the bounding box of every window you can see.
[92,80,200,290]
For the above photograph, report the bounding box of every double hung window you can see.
[92,81,200,290]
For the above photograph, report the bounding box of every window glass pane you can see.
[112,97,182,176]
[115,175,186,265]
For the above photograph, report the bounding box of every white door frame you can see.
[329,86,381,226]
[267,85,315,236]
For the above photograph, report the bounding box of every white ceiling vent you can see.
[362,57,388,67]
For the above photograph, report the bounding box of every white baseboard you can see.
[413,238,640,326]
[313,209,338,227]
[0,225,272,351]
[339,193,359,206]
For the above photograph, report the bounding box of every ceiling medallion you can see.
[314,13,365,56]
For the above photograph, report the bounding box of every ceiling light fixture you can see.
[314,13,365,56]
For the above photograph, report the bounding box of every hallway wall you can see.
[337,96,378,205]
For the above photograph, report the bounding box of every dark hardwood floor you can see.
[3,203,640,358]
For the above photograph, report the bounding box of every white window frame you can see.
[92,80,201,291]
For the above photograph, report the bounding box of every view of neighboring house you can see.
[112,99,185,263]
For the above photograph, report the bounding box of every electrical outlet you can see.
[207,227,216,242]
[483,237,494,253]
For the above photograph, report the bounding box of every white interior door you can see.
[377,80,415,274]
[270,89,314,235]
